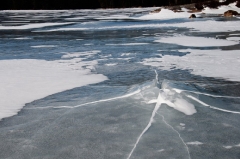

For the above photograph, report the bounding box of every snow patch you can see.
[14,37,32,40]
[142,49,240,82]
[223,146,233,149]
[138,9,192,20]
[203,3,240,14]
[31,45,57,48]
[227,37,240,41]
[186,141,203,145]
[0,59,107,121]
[106,43,149,46]
[61,50,100,58]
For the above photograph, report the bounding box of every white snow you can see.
[227,37,240,41]
[31,45,57,48]
[236,144,240,147]
[155,36,238,47]
[180,123,185,126]
[0,22,73,30]
[96,15,130,20]
[223,146,233,149]
[61,50,100,58]
[143,49,240,82]
[106,43,149,46]
[203,3,240,14]
[105,63,117,66]
[186,141,203,145]
[0,59,107,120]
[138,9,192,20]
[14,37,32,40]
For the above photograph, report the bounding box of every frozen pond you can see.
[0,8,240,159]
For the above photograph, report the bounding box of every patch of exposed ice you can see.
[155,36,238,47]
[0,59,107,121]
[39,20,240,33]
[2,21,30,23]
[142,49,240,82]
[0,22,73,30]
[230,34,240,36]
[186,141,203,145]
[163,20,240,32]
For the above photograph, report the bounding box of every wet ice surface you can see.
[1,8,240,159]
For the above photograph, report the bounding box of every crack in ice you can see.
[127,93,162,159]
[187,95,240,114]
[157,112,191,159]
[174,89,240,99]
[25,89,141,110]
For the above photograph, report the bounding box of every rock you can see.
[195,3,204,10]
[150,8,161,13]
[189,14,196,18]
[236,1,240,8]
[224,10,239,17]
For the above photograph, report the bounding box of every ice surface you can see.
[41,20,240,33]
[0,22,73,30]
[143,49,240,82]
[155,36,238,47]
[0,10,69,13]
[0,59,107,120]
[1,7,240,159]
